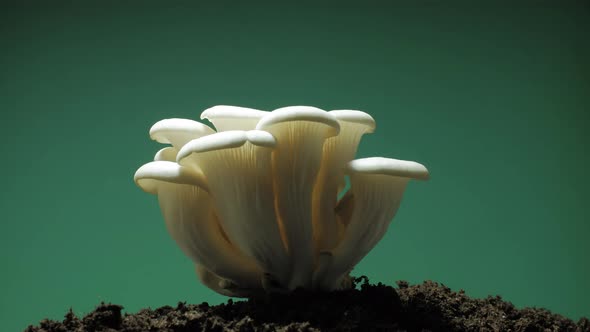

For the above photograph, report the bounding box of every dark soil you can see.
[26,278,589,332]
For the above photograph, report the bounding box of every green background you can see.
[1,1,588,330]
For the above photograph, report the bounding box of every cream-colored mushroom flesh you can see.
[195,264,262,298]
[177,130,291,287]
[134,160,208,195]
[312,110,376,254]
[195,264,239,297]
[256,106,340,290]
[200,105,269,131]
[154,147,178,162]
[134,161,262,289]
[135,105,430,295]
[150,118,215,150]
[314,157,429,290]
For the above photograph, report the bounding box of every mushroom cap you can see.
[177,130,276,161]
[256,106,340,136]
[330,110,376,133]
[134,161,209,194]
[346,157,430,180]
[149,118,215,145]
[201,105,269,131]
[201,105,268,121]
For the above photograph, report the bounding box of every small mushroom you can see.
[176,130,291,287]
[195,264,239,297]
[195,264,262,298]
[201,105,269,131]
[134,161,262,290]
[313,157,429,290]
[312,110,376,254]
[256,106,340,289]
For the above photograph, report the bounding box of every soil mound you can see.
[25,278,589,331]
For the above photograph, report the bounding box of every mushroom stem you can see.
[313,157,429,290]
[312,110,375,254]
[134,161,263,289]
[256,106,340,289]
[177,131,291,287]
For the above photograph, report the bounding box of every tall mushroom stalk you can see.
[256,106,340,289]
[313,157,429,290]
[312,110,376,255]
[134,161,263,293]
[177,130,291,288]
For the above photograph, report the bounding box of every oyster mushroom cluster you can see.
[134,106,429,297]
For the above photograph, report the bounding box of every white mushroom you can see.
[176,130,291,287]
[150,118,215,150]
[200,105,269,131]
[134,161,262,290]
[312,110,376,254]
[135,105,431,296]
[313,157,429,290]
[256,106,340,289]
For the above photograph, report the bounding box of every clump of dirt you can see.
[25,278,589,331]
